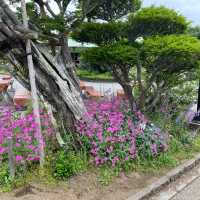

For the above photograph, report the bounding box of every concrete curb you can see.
[127,153,200,200]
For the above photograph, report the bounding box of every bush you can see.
[53,151,87,179]
[141,35,200,91]
[0,164,10,186]
[72,22,127,46]
[128,6,188,41]
[76,99,167,167]
[80,43,138,75]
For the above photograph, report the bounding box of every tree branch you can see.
[44,1,57,18]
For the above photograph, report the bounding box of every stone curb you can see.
[127,153,200,200]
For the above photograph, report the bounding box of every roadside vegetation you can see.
[1,0,200,196]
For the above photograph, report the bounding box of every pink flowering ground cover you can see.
[76,99,168,167]
[0,105,54,164]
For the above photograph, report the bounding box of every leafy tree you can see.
[85,0,141,22]
[82,43,139,108]
[78,6,200,111]
[128,6,189,41]
[18,0,100,66]
[72,22,127,45]
[141,35,200,110]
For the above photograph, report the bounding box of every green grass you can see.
[1,113,200,190]
[0,67,7,74]
[1,135,200,190]
[76,69,113,81]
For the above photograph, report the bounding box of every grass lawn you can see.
[0,67,7,74]
[76,68,113,81]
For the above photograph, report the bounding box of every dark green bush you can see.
[0,164,11,188]
[72,22,127,46]
[53,151,87,179]
[128,6,188,41]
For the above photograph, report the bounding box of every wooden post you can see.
[8,137,15,178]
[21,0,44,166]
[197,80,200,113]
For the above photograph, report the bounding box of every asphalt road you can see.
[12,79,122,96]
[150,164,200,200]
[171,177,200,200]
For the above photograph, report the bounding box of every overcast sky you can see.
[142,0,200,26]
[8,0,200,26]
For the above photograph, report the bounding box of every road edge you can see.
[127,153,200,200]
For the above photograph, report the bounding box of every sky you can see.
[7,0,200,26]
[142,0,200,26]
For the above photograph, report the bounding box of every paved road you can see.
[150,165,200,200]
[12,79,122,96]
[83,80,122,96]
[171,177,200,200]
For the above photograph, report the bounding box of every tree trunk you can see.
[121,83,136,110]
[197,80,200,112]
[0,0,86,134]
[112,66,137,110]
[21,0,44,166]
[57,33,80,90]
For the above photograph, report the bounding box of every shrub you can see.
[53,151,87,179]
[0,164,10,186]
[128,6,188,41]
[72,22,127,46]
[76,99,167,167]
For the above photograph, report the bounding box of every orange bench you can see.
[80,81,86,90]
[13,91,31,106]
[117,89,127,99]
[0,80,11,92]
[1,74,12,80]
[84,86,103,99]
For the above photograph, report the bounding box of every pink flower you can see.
[16,155,23,162]
[0,147,6,154]
[26,156,40,161]
[27,145,35,150]
[112,156,119,167]
[107,127,118,133]
[95,156,101,166]
[15,143,21,147]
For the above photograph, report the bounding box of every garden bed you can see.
[1,133,200,200]
[1,99,200,200]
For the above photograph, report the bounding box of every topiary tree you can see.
[76,5,200,112]
[71,22,127,46]
[141,34,200,110]
[85,0,141,22]
[82,43,139,108]
[128,6,189,41]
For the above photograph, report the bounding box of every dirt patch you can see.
[0,170,163,200]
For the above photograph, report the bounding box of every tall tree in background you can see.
[85,0,141,21]
[77,6,200,111]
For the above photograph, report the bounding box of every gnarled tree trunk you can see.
[0,0,86,134]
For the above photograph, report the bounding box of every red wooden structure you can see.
[13,91,31,106]
[117,89,127,99]
[0,80,11,92]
